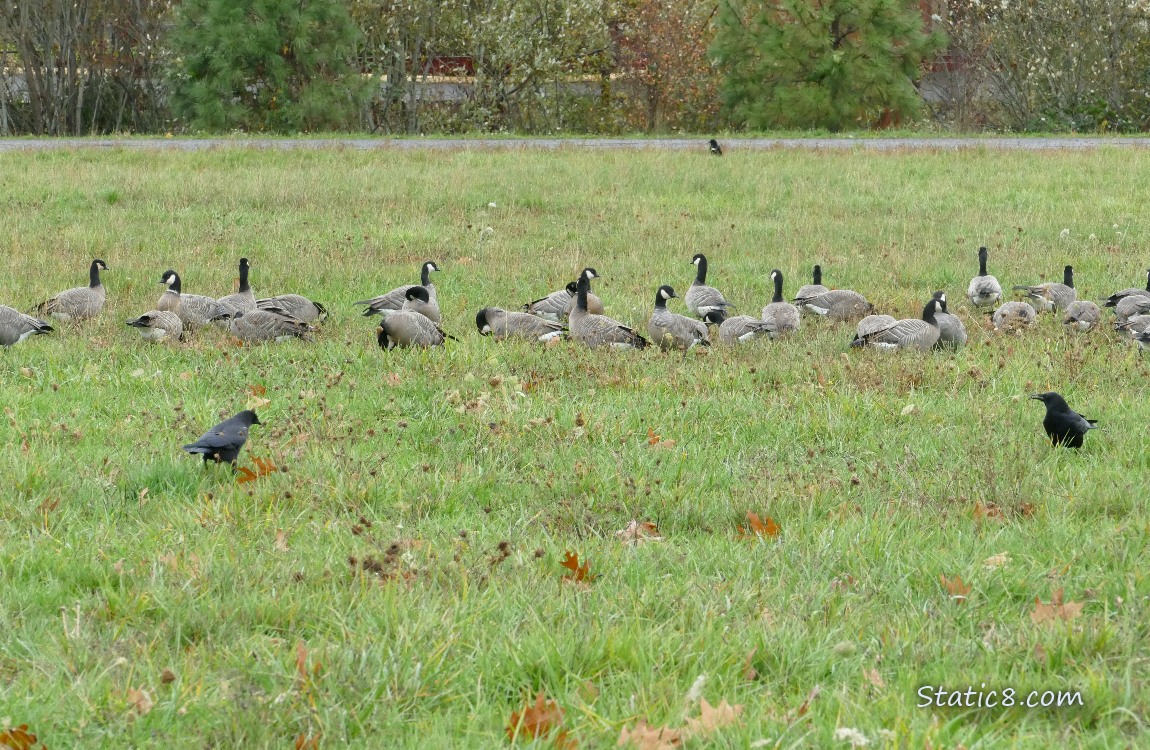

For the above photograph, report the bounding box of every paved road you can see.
[0,136,1148,153]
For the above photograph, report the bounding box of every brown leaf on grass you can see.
[0,724,46,750]
[983,552,1011,570]
[274,529,290,552]
[384,372,402,387]
[127,686,153,716]
[786,685,821,722]
[1030,588,1084,625]
[683,698,743,737]
[973,502,1005,522]
[742,648,758,681]
[295,640,309,684]
[863,667,885,690]
[616,520,663,545]
[560,551,596,584]
[737,512,780,540]
[246,395,271,410]
[617,719,683,749]
[237,456,278,484]
[506,691,565,742]
[939,574,972,603]
[646,428,677,450]
[161,668,176,684]
[294,732,320,750]
[247,384,267,397]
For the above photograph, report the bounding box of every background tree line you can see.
[1,0,1148,136]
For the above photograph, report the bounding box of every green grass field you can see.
[0,144,1148,748]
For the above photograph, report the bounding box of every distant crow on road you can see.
[1029,392,1096,448]
[183,409,262,464]
[709,139,722,156]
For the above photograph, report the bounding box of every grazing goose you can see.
[1101,269,1150,308]
[159,270,227,328]
[648,285,710,351]
[966,246,1003,308]
[795,288,872,321]
[1029,392,1097,448]
[849,298,941,351]
[1114,293,1150,325]
[1062,300,1101,332]
[216,258,257,314]
[1116,314,1150,337]
[183,409,261,465]
[793,264,829,301]
[992,301,1037,331]
[0,305,52,347]
[475,307,565,343]
[931,292,967,348]
[256,294,327,323]
[708,139,723,156]
[1133,329,1150,353]
[760,270,800,336]
[851,314,898,345]
[705,311,773,345]
[377,287,453,350]
[221,309,313,343]
[126,310,183,343]
[1013,265,1076,311]
[355,261,440,317]
[33,259,107,322]
[525,281,578,321]
[569,275,647,350]
[685,254,732,319]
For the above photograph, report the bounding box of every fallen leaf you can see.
[295,640,309,684]
[1030,588,1084,625]
[863,667,885,690]
[560,551,596,584]
[238,456,278,484]
[161,668,176,684]
[939,573,971,602]
[294,733,320,750]
[0,724,44,750]
[742,648,758,681]
[786,685,820,722]
[617,719,683,749]
[385,373,402,387]
[646,428,677,449]
[19,367,34,378]
[973,502,1005,522]
[616,520,663,545]
[506,691,564,742]
[737,512,780,539]
[127,686,153,716]
[684,698,743,737]
[246,395,271,410]
[983,552,1011,570]
[274,529,290,552]
[247,384,267,397]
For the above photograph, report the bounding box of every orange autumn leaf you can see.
[0,724,46,750]
[786,684,821,722]
[737,511,780,539]
[247,384,267,397]
[506,691,565,742]
[560,551,596,583]
[683,698,743,737]
[127,686,153,716]
[1030,588,1084,625]
[973,502,1005,522]
[646,428,677,450]
[237,456,278,484]
[617,719,683,749]
[294,733,321,750]
[274,529,290,552]
[939,573,971,602]
[616,520,663,545]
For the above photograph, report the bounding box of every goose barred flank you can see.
[356,261,440,318]
[0,304,53,347]
[760,269,800,336]
[685,254,732,319]
[647,285,710,351]
[569,275,647,349]
[475,307,565,343]
[33,259,107,322]
[1013,265,1076,311]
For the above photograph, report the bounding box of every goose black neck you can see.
[922,300,939,325]
[654,290,668,309]
[694,257,708,284]
[1063,266,1074,288]
[1145,269,1150,292]
[421,264,432,286]
[978,248,988,276]
[576,277,590,311]
[772,273,784,303]
[90,261,102,288]
[812,265,822,285]
[238,261,250,292]
[169,273,182,294]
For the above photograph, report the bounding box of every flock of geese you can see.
[2,248,1150,357]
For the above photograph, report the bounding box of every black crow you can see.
[1029,392,1097,448]
[708,139,723,156]
[183,410,262,464]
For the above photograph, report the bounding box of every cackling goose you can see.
[793,264,829,301]
[795,288,872,321]
[126,310,183,343]
[33,259,107,322]
[159,270,227,328]
[849,298,941,351]
[931,292,967,348]
[1013,265,1076,311]
[761,269,800,335]
[705,311,773,345]
[648,285,710,351]
[222,309,314,343]
[569,276,647,349]
[992,301,1037,331]
[476,307,565,343]
[0,305,52,347]
[1114,293,1150,325]
[966,246,1003,307]
[1102,269,1150,308]
[1062,300,1101,332]
[377,286,453,349]
[685,254,732,319]
[217,258,257,314]
[256,294,327,323]
[355,261,440,317]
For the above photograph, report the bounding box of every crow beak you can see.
[1028,394,1043,400]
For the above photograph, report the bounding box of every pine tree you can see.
[712,0,945,131]
[168,0,372,132]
